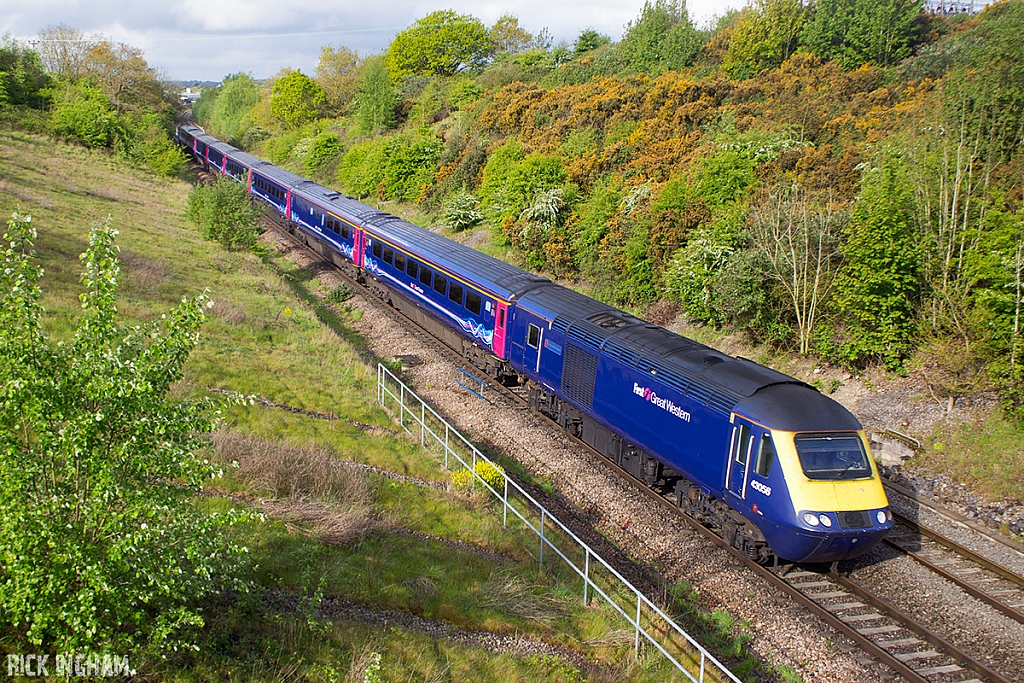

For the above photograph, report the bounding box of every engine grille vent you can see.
[562,344,598,410]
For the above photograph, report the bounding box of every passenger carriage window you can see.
[341,223,350,239]
[527,324,540,349]
[382,247,394,264]
[755,434,775,477]
[372,242,382,258]
[394,253,405,272]
[448,281,464,306]
[733,424,750,466]
[433,274,447,296]
[407,260,418,279]
[466,292,482,316]
[418,266,431,287]
[498,308,505,328]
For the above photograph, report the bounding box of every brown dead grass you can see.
[212,430,373,545]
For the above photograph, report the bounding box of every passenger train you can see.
[177,123,893,564]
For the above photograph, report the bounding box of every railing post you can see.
[420,402,425,445]
[503,476,508,528]
[539,509,545,565]
[583,548,590,606]
[472,448,477,489]
[634,592,642,656]
[400,384,405,428]
[444,424,450,470]
[700,652,706,683]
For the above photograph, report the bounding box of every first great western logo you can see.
[632,383,691,422]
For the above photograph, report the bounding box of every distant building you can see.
[925,0,981,14]
[179,87,202,105]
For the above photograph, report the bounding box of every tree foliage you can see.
[356,55,398,136]
[724,0,808,79]
[316,44,362,114]
[489,14,534,55]
[186,177,264,249]
[0,213,247,651]
[621,0,702,74]
[269,70,327,127]
[831,154,921,369]
[802,0,922,70]
[386,10,493,78]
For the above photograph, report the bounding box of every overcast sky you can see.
[0,0,742,82]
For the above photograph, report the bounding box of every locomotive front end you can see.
[766,430,894,563]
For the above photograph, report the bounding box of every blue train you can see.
[178,123,893,564]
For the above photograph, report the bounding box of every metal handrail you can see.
[377,364,741,683]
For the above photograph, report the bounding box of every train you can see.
[176,122,893,564]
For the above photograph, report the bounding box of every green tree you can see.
[573,28,612,55]
[316,44,362,114]
[621,0,701,73]
[490,14,534,55]
[802,0,921,70]
[0,213,247,651]
[197,73,261,142]
[0,36,50,109]
[269,70,326,127]
[832,155,921,370]
[386,10,493,78]
[724,0,808,79]
[49,81,119,147]
[186,177,264,249]
[356,55,398,135]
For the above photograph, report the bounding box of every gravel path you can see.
[266,232,892,683]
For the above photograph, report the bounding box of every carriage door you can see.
[726,419,755,502]
[352,230,364,269]
[492,302,508,359]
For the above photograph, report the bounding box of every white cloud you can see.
[0,0,741,81]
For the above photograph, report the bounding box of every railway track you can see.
[262,217,1021,683]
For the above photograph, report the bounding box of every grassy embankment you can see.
[0,130,777,682]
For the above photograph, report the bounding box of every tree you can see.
[386,10,492,78]
[49,82,119,147]
[186,177,264,249]
[316,44,362,114]
[36,24,99,80]
[724,0,808,79]
[832,154,921,369]
[748,183,846,354]
[801,0,921,70]
[490,14,534,55]
[269,70,326,127]
[573,28,612,55]
[621,0,701,74]
[0,213,247,651]
[356,55,398,135]
[0,36,50,109]
[83,41,165,112]
[203,72,261,142]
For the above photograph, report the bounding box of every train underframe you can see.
[279,217,773,564]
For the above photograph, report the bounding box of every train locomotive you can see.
[177,123,893,564]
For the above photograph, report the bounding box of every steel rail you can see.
[883,478,1024,558]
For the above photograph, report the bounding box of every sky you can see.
[0,0,742,82]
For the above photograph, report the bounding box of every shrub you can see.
[451,461,506,491]
[186,177,264,250]
[441,191,484,231]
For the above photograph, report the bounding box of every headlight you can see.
[876,510,888,524]
[802,512,820,526]
[818,514,833,528]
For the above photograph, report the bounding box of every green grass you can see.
[918,411,1024,501]
[0,130,781,683]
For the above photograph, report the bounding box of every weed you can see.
[327,284,353,304]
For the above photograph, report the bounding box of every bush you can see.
[186,177,264,250]
[441,191,484,231]
[451,461,506,491]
